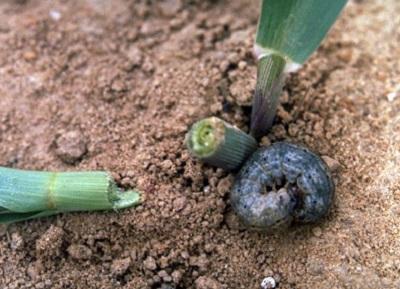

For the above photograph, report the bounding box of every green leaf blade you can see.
[256,0,348,64]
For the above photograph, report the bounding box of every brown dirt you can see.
[0,0,399,288]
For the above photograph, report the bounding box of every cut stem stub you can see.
[251,0,348,139]
[186,117,258,171]
[250,53,286,139]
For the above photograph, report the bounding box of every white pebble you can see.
[387,84,400,102]
[387,91,398,102]
[261,276,276,289]
[49,10,62,21]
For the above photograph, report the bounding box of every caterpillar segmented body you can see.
[230,142,334,230]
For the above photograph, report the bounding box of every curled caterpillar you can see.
[230,142,334,230]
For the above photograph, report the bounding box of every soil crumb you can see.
[0,0,399,288]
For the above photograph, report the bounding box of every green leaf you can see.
[256,0,347,65]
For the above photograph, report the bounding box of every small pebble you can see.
[337,48,353,63]
[158,270,172,282]
[173,196,187,212]
[111,257,131,276]
[195,276,222,289]
[140,20,163,36]
[387,84,400,102]
[111,79,126,92]
[125,46,143,67]
[159,0,182,16]
[260,136,271,147]
[189,255,209,272]
[67,244,92,260]
[216,176,233,196]
[11,232,24,251]
[312,226,322,237]
[49,10,61,21]
[171,270,183,284]
[261,277,276,289]
[321,156,341,172]
[143,256,157,271]
[55,130,88,164]
[23,51,37,61]
[387,91,399,102]
[238,61,247,70]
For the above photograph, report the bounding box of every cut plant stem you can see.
[0,167,140,224]
[250,53,286,139]
[250,0,348,138]
[186,117,258,171]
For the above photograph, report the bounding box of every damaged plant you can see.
[251,0,348,138]
[186,117,258,171]
[187,0,347,230]
[0,167,140,224]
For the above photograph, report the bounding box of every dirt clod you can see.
[54,130,88,164]
[67,244,92,260]
[224,210,246,230]
[216,176,233,196]
[195,276,222,289]
[111,257,131,276]
[35,225,64,257]
[10,232,24,251]
[143,256,157,271]
[311,226,322,238]
[159,0,182,17]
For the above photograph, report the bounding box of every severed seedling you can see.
[0,167,140,224]
[250,0,348,138]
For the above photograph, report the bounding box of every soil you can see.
[0,0,399,288]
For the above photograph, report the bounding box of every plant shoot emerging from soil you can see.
[251,0,348,138]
